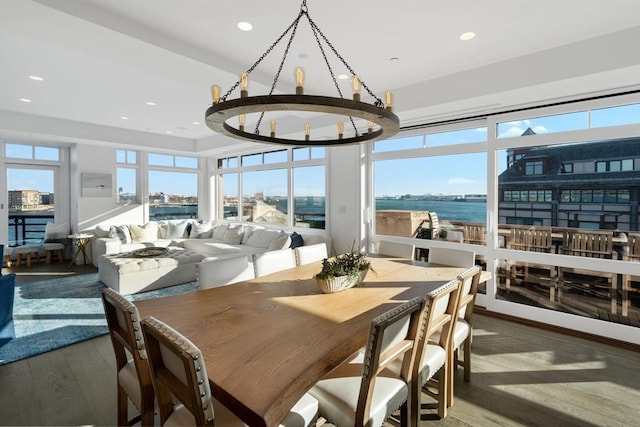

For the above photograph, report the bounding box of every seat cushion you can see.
[117,360,142,409]
[452,319,471,349]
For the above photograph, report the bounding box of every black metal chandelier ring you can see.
[205,94,400,146]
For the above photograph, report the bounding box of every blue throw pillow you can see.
[289,232,304,249]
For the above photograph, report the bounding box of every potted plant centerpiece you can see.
[313,250,375,294]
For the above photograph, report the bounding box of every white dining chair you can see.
[253,249,296,277]
[308,297,426,426]
[294,243,328,265]
[377,240,416,259]
[197,255,255,290]
[428,247,476,268]
[141,316,319,427]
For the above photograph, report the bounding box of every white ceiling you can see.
[1,0,639,156]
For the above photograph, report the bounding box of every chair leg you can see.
[46,250,53,264]
[622,275,629,317]
[57,249,64,263]
[463,337,472,382]
[117,386,128,427]
[611,274,618,315]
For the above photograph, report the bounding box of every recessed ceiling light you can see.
[29,75,44,81]
[19,98,32,103]
[237,21,253,31]
[120,116,129,120]
[338,74,349,80]
[146,101,157,106]
[460,32,476,41]
[165,130,173,134]
[389,57,399,62]
[192,121,200,125]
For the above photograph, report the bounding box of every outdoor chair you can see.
[141,316,319,427]
[622,233,640,317]
[308,297,426,426]
[558,230,618,314]
[377,240,415,259]
[101,288,156,427]
[505,225,557,302]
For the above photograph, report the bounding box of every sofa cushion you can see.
[93,224,111,238]
[268,230,291,250]
[110,225,132,244]
[223,225,244,245]
[191,221,213,238]
[212,223,228,240]
[246,229,280,248]
[166,220,189,239]
[241,225,263,244]
[129,222,158,242]
[289,231,304,249]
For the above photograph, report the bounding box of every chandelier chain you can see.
[220,9,305,103]
[305,13,384,107]
[254,11,302,134]
[306,13,359,136]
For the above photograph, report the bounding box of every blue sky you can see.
[7,103,639,197]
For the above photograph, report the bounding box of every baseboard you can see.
[474,307,640,353]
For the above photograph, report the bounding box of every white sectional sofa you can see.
[89,220,328,267]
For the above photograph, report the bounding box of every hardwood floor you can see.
[1,266,638,426]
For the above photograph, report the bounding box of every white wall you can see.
[74,144,144,232]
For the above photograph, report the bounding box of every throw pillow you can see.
[109,225,132,244]
[191,221,213,239]
[289,231,304,249]
[212,223,228,240]
[129,222,158,242]
[246,229,279,248]
[92,224,111,238]
[157,223,168,239]
[44,222,70,243]
[222,225,244,245]
[268,230,292,250]
[166,220,189,239]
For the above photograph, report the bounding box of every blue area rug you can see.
[0,273,196,366]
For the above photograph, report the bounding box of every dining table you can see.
[134,256,491,427]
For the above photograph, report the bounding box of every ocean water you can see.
[375,199,487,223]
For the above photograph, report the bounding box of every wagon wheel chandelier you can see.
[205,0,399,146]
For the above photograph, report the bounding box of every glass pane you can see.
[148,153,173,167]
[175,156,198,169]
[242,153,262,166]
[294,165,325,229]
[148,170,198,220]
[591,103,640,128]
[426,127,487,147]
[293,147,309,161]
[228,157,238,168]
[374,135,423,153]
[264,150,287,164]
[7,168,55,245]
[497,111,588,138]
[242,169,288,224]
[5,143,32,159]
[311,147,325,159]
[34,146,59,161]
[116,168,137,203]
[127,150,137,164]
[116,150,126,163]
[221,173,238,220]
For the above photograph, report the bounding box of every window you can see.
[497,111,589,138]
[591,103,640,128]
[116,150,137,203]
[293,166,325,229]
[561,163,573,173]
[242,169,288,225]
[525,160,543,175]
[220,173,238,219]
[148,153,199,220]
[5,143,60,161]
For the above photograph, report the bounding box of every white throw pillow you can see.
[241,225,263,244]
[268,230,292,250]
[222,225,244,245]
[246,229,280,248]
[166,220,189,239]
[92,224,111,238]
[212,223,228,240]
[44,222,70,242]
[109,225,132,244]
[191,221,213,239]
[129,222,158,242]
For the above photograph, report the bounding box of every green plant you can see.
[313,251,375,281]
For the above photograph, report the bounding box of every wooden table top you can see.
[134,257,490,427]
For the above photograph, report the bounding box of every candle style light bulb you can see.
[367,120,374,134]
[337,121,344,139]
[294,66,305,95]
[211,84,220,104]
[238,114,245,132]
[240,73,249,98]
[385,90,393,111]
[352,75,361,102]
[270,120,276,137]
[304,124,311,141]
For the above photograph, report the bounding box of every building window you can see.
[525,160,543,175]
[561,163,573,173]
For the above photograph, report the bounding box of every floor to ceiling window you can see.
[147,152,199,220]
